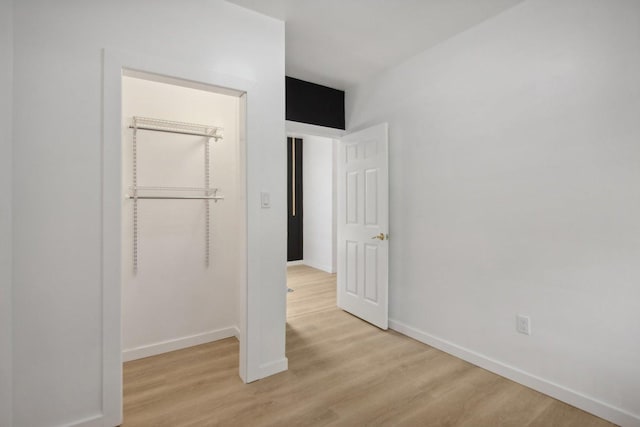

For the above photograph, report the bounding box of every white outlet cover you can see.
[516,314,531,335]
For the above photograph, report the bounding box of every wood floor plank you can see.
[122,265,615,426]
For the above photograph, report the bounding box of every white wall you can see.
[0,0,13,425]
[11,1,285,426]
[121,76,240,360]
[301,135,335,273]
[347,0,640,425]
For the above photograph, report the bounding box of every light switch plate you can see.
[261,192,270,208]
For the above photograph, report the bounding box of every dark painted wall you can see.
[286,77,345,130]
[287,137,303,261]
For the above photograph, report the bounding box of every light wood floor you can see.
[123,265,615,426]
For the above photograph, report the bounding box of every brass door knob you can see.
[371,233,387,241]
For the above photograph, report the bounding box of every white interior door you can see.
[337,123,389,329]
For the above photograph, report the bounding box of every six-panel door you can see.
[337,123,389,330]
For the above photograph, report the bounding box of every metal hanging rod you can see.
[126,195,225,200]
[127,186,224,200]
[129,186,218,192]
[128,126,224,140]
[130,116,223,140]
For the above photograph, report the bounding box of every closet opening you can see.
[120,70,246,375]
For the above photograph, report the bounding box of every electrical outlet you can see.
[516,314,531,335]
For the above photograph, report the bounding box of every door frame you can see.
[286,121,344,274]
[102,49,257,426]
[284,121,390,328]
[286,120,345,140]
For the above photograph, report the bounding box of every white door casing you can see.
[103,49,264,426]
[337,123,389,329]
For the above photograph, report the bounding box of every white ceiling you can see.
[227,0,525,90]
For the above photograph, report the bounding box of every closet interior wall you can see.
[121,75,241,360]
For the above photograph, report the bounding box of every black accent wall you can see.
[287,137,304,261]
[286,77,345,130]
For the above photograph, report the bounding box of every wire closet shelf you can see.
[128,116,225,273]
[129,116,224,140]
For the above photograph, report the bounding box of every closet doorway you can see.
[121,71,245,370]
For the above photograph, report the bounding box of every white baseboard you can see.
[389,319,640,427]
[123,327,239,362]
[286,258,334,273]
[67,414,104,427]
[302,259,334,274]
[259,357,288,379]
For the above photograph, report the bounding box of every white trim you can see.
[288,259,336,274]
[123,327,239,362]
[102,48,257,426]
[124,69,244,97]
[259,357,288,378]
[0,1,13,424]
[389,318,640,427]
[237,92,249,384]
[302,260,333,274]
[102,49,124,427]
[66,414,103,427]
[286,120,345,139]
